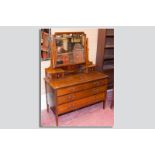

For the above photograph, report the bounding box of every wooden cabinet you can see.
[44,32,109,126]
[45,72,108,125]
[41,29,51,60]
[96,29,114,89]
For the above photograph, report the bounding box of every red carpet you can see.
[41,90,114,127]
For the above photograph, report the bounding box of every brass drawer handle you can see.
[93,81,100,86]
[71,103,74,109]
[93,95,97,100]
[68,94,75,100]
[70,87,76,92]
[92,89,99,94]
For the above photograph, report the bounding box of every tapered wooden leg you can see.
[103,100,106,109]
[45,80,49,112]
[47,103,49,112]
[110,90,114,109]
[110,102,114,109]
[56,114,58,127]
[103,90,107,109]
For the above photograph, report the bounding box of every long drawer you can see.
[57,93,106,115]
[57,85,107,105]
[57,78,108,96]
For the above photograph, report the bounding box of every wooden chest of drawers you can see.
[45,71,108,126]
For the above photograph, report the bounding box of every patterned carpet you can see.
[41,90,114,127]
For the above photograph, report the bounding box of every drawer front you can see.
[57,93,106,115]
[57,78,108,96]
[57,103,74,115]
[57,85,107,105]
[75,93,106,109]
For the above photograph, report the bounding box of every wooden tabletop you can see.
[45,71,108,89]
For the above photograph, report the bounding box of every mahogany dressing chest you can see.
[44,32,109,126]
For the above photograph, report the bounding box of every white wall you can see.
[51,28,98,63]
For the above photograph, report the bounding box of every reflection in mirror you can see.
[55,33,85,66]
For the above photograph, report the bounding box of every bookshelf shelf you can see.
[106,34,114,37]
[105,45,114,48]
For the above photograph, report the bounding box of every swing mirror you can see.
[54,32,86,67]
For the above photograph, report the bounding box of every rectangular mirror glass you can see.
[55,33,86,67]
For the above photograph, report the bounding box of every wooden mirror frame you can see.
[50,32,89,71]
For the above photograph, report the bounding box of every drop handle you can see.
[93,81,100,86]
[70,87,76,92]
[79,77,84,80]
[92,89,99,94]
[71,103,75,109]
[68,95,75,100]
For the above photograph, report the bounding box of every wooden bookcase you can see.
[96,29,114,89]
